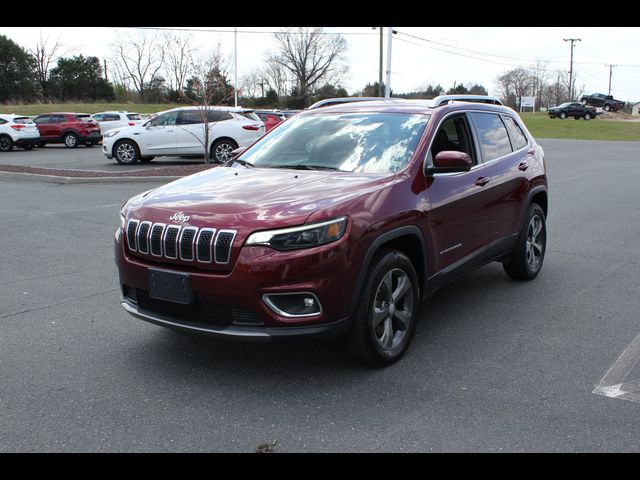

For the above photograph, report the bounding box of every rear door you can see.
[175,109,207,155]
[34,115,53,139]
[468,112,530,257]
[424,112,493,283]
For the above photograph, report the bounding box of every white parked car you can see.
[102,106,265,165]
[0,114,40,152]
[91,111,144,135]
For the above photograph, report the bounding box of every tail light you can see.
[10,124,25,131]
[128,122,135,126]
[242,124,261,131]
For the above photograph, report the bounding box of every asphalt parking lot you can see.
[1,138,639,452]
[0,143,205,172]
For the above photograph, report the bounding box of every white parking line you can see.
[551,173,595,185]
[593,332,640,404]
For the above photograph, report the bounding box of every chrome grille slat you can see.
[215,230,236,264]
[179,227,198,261]
[163,226,181,259]
[137,221,152,254]
[196,228,216,263]
[126,220,140,251]
[125,220,236,266]
[150,223,166,257]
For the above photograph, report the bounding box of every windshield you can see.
[239,112,429,174]
[557,103,573,108]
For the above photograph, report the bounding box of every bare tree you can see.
[182,46,236,164]
[240,67,264,100]
[495,67,533,109]
[29,30,66,96]
[111,31,165,102]
[267,27,348,106]
[262,61,290,99]
[163,32,196,98]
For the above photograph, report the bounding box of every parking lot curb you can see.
[0,171,180,184]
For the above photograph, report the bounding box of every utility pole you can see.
[563,38,581,100]
[385,27,393,98]
[607,64,617,95]
[103,59,108,82]
[378,27,383,97]
[234,27,238,107]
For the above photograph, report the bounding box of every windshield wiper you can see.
[270,164,344,172]
[228,158,255,168]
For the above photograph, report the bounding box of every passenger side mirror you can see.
[231,147,248,159]
[425,151,473,176]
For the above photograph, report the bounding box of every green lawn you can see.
[0,103,183,116]
[519,113,640,142]
[2,104,639,142]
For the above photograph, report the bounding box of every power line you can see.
[118,26,377,36]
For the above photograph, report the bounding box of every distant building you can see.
[632,102,640,116]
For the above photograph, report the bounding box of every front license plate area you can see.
[148,268,194,305]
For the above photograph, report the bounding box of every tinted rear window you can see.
[469,112,513,161]
[75,115,94,122]
[127,113,142,120]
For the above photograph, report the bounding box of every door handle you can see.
[475,177,490,187]
[518,162,529,171]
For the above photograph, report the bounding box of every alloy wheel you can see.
[0,137,11,151]
[116,143,136,163]
[525,214,544,271]
[371,268,414,351]
[64,134,77,147]
[215,143,234,162]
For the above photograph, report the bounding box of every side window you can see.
[178,110,207,125]
[0,118,6,125]
[53,115,68,123]
[104,114,120,122]
[468,112,513,162]
[148,111,178,126]
[429,114,476,165]
[34,115,50,124]
[207,111,233,122]
[503,116,528,150]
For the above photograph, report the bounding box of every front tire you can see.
[0,135,14,152]
[604,104,611,112]
[63,132,78,148]
[348,249,420,367]
[559,112,567,119]
[584,113,591,120]
[503,203,546,281]
[210,139,238,164]
[114,140,140,165]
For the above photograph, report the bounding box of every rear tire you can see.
[584,113,591,120]
[574,116,581,120]
[210,139,238,163]
[0,135,14,152]
[604,104,611,112]
[113,140,140,165]
[23,144,34,151]
[348,249,420,367]
[63,132,78,148]
[503,203,546,281]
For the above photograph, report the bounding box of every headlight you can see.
[104,130,120,138]
[245,216,348,251]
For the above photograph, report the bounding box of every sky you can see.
[2,26,639,102]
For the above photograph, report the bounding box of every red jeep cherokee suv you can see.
[33,112,102,148]
[115,96,548,366]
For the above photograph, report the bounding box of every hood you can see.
[126,165,391,230]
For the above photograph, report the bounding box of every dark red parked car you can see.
[254,110,285,132]
[33,112,102,148]
[116,96,548,366]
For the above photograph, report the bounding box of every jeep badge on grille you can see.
[169,212,190,223]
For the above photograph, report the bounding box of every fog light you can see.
[263,293,322,318]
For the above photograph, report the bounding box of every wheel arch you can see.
[111,137,141,157]
[350,226,427,318]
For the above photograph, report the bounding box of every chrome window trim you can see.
[262,292,323,318]
[179,226,198,261]
[196,228,217,264]
[126,219,140,251]
[214,229,237,264]
[137,221,152,254]
[163,225,181,259]
[426,109,531,177]
[150,223,166,257]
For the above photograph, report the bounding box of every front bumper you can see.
[115,226,361,337]
[121,297,349,341]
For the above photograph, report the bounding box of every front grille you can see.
[126,220,236,265]
[129,288,263,327]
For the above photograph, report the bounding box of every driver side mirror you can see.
[425,151,473,176]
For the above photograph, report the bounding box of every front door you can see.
[139,111,179,156]
[423,113,493,286]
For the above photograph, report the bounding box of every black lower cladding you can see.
[125,286,264,327]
